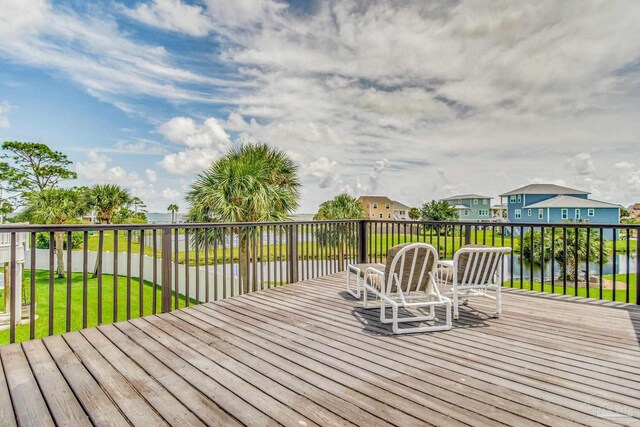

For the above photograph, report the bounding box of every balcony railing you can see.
[0,219,638,344]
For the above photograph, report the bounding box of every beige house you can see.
[358,196,394,219]
[358,196,411,220]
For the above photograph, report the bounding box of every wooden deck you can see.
[0,272,639,426]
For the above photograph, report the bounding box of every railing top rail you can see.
[365,219,640,228]
[0,219,363,232]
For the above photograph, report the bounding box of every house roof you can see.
[452,204,468,210]
[500,184,589,197]
[392,200,411,210]
[441,194,492,201]
[358,195,393,203]
[524,195,619,209]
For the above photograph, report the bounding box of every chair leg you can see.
[346,269,360,299]
[494,286,501,318]
[453,291,459,320]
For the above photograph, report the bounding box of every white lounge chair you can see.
[359,243,452,334]
[436,245,512,320]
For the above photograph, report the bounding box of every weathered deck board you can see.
[0,272,639,426]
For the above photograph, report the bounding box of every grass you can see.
[504,279,637,303]
[0,270,192,344]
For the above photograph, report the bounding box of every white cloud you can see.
[145,169,157,182]
[566,153,596,176]
[76,150,147,189]
[159,147,220,175]
[159,117,230,148]
[0,101,11,128]
[158,116,231,175]
[162,187,180,199]
[120,0,212,36]
[309,157,338,189]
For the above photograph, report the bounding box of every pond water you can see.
[503,253,637,281]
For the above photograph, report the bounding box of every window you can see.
[379,213,383,218]
[538,209,544,220]
[366,204,369,209]
[515,209,521,219]
[561,209,568,220]
[464,210,469,216]
[510,196,516,203]
[472,198,478,204]
[385,203,390,209]
[458,199,462,204]
[527,209,532,216]
[517,195,522,203]
[388,213,391,219]
[588,208,595,217]
[373,203,378,209]
[483,199,488,204]
[575,209,581,220]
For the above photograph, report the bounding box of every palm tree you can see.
[22,188,86,277]
[89,184,131,224]
[167,204,179,223]
[314,194,364,270]
[186,143,300,293]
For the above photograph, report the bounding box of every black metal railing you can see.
[363,220,640,307]
[0,219,638,344]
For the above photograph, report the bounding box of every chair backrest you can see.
[453,245,512,286]
[384,243,438,295]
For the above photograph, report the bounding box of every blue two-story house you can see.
[442,194,492,221]
[499,184,620,231]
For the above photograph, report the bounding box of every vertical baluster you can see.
[126,229,132,320]
[98,230,104,325]
[173,228,179,309]
[152,229,157,314]
[113,230,119,322]
[612,227,617,301]
[82,231,88,329]
[229,226,235,296]
[185,228,190,304]
[266,225,271,288]
[562,227,567,295]
[211,227,217,301]
[9,233,17,343]
[139,229,144,317]
[204,228,210,302]
[573,227,579,296]
[519,226,524,289]
[194,228,200,304]
[550,227,556,293]
[509,226,514,288]
[599,228,604,300]
[529,226,534,290]
[585,227,590,299]
[49,232,54,336]
[626,227,630,303]
[30,232,36,340]
[259,225,264,288]
[222,227,227,299]
[540,226,545,293]
[66,231,72,332]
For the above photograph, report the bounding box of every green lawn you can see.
[74,228,635,265]
[504,279,637,303]
[0,270,192,344]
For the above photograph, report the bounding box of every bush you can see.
[35,232,83,250]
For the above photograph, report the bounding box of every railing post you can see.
[287,225,298,284]
[464,224,472,245]
[161,229,172,312]
[358,220,368,263]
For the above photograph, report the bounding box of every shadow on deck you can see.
[0,272,639,426]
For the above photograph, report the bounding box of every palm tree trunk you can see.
[55,231,65,278]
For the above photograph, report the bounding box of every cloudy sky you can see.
[1,0,639,213]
